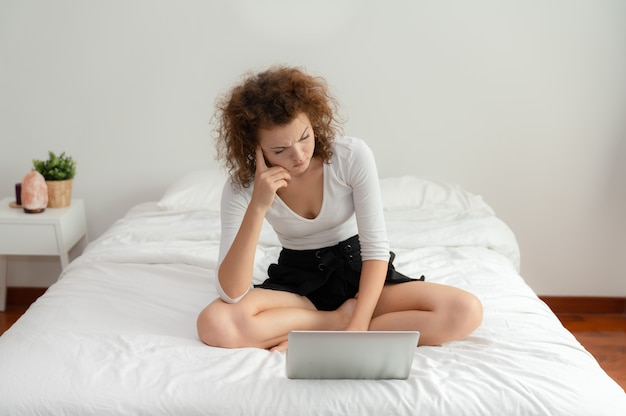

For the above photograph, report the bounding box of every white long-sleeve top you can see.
[216,136,390,303]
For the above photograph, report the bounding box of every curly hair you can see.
[213,66,343,187]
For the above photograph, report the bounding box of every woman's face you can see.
[257,113,316,177]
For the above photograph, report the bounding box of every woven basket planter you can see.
[46,179,73,208]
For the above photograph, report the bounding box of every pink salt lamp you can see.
[21,171,48,213]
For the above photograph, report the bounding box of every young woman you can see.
[197,66,483,352]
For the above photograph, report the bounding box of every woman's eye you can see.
[300,135,310,142]
[275,150,284,155]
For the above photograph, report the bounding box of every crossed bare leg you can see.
[268,298,358,352]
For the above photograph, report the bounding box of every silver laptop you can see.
[286,330,419,380]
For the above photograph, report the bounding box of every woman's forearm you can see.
[217,203,267,299]
[347,259,388,330]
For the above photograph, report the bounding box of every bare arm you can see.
[345,259,388,331]
[343,139,390,330]
[218,147,291,299]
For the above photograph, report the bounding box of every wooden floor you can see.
[1,302,625,391]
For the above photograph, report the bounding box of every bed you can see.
[1,171,624,416]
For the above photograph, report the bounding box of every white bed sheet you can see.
[1,192,625,415]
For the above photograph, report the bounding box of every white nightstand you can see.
[0,197,88,311]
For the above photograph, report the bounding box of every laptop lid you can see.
[286,330,419,380]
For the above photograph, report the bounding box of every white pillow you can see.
[379,175,493,213]
[157,170,227,211]
[158,171,491,214]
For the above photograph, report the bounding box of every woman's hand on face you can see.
[251,146,291,209]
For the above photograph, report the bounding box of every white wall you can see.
[1,0,625,295]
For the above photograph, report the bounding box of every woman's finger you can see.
[255,146,267,172]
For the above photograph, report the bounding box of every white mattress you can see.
[0,175,624,415]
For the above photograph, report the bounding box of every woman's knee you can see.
[448,291,483,337]
[197,301,245,348]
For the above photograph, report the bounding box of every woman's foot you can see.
[336,298,357,329]
[269,339,289,352]
[268,298,358,352]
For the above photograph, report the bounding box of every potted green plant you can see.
[32,151,77,208]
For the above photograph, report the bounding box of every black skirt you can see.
[255,235,424,311]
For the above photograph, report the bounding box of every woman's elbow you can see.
[216,280,251,304]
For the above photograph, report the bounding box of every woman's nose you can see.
[292,145,304,160]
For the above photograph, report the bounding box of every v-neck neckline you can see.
[274,162,326,221]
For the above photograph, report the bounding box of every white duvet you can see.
[0,175,624,416]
